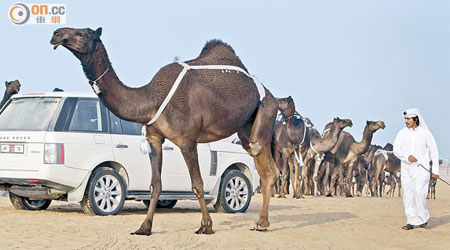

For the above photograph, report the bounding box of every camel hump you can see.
[193,39,247,70]
[199,39,236,58]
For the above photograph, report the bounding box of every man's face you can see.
[405,117,416,128]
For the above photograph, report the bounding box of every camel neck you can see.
[356,126,374,154]
[80,42,159,123]
[0,91,12,110]
[310,124,341,153]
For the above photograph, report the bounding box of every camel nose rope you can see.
[418,164,450,187]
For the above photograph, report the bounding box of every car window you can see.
[109,111,122,134]
[0,97,61,131]
[68,99,106,133]
[121,119,142,136]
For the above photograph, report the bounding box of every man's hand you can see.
[432,174,439,179]
[408,155,417,162]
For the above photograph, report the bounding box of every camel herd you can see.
[0,27,439,235]
[269,96,405,200]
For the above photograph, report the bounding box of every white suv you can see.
[0,92,259,215]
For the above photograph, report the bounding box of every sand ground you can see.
[1,184,450,250]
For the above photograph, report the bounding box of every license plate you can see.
[0,144,24,154]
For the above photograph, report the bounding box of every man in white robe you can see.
[393,108,439,230]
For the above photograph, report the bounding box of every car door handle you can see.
[115,144,128,149]
[163,146,174,151]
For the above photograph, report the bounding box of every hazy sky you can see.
[1,1,449,158]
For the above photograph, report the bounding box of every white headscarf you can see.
[403,108,429,130]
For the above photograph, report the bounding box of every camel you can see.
[353,144,381,196]
[276,97,316,199]
[322,120,385,197]
[51,27,280,235]
[273,97,308,199]
[303,117,353,196]
[371,143,401,197]
[272,118,293,198]
[427,159,442,199]
[384,172,401,197]
[1,80,21,110]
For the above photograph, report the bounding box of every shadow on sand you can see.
[218,211,357,231]
[427,215,450,229]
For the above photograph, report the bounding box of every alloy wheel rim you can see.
[25,199,47,208]
[94,175,122,213]
[225,176,248,211]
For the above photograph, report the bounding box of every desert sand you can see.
[1,183,450,250]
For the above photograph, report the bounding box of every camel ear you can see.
[5,81,7,87]
[95,27,102,38]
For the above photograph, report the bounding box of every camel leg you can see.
[239,95,278,231]
[179,142,214,234]
[278,153,289,198]
[313,157,321,196]
[273,151,282,195]
[293,156,304,199]
[328,164,340,197]
[344,161,355,197]
[302,160,310,196]
[287,155,296,197]
[132,136,164,236]
[322,161,331,196]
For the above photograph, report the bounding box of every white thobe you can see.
[393,126,439,226]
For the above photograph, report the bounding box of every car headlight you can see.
[44,143,64,164]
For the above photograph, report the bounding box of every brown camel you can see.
[51,27,280,235]
[353,144,381,196]
[323,120,385,197]
[276,97,311,199]
[0,80,21,110]
[371,143,401,197]
[274,96,309,198]
[272,118,295,198]
[303,117,353,196]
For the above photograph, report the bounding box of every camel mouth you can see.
[53,44,60,50]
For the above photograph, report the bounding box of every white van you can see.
[0,92,259,215]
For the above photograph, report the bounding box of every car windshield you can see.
[0,97,61,131]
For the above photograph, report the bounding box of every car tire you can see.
[143,199,177,209]
[9,192,52,211]
[214,170,252,213]
[80,167,126,216]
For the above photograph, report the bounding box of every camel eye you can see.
[76,32,84,38]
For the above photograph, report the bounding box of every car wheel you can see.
[81,167,126,216]
[214,170,252,213]
[143,199,177,209]
[9,192,52,211]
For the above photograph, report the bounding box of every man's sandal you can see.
[419,222,427,228]
[402,224,414,230]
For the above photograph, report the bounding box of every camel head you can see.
[5,80,21,95]
[278,96,295,119]
[51,27,102,58]
[334,117,353,130]
[383,143,393,151]
[366,120,386,132]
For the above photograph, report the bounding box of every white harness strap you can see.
[375,149,394,161]
[145,62,265,127]
[293,145,304,166]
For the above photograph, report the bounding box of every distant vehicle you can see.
[0,92,259,215]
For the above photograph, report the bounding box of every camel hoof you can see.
[277,194,286,198]
[195,227,214,235]
[314,192,321,197]
[250,224,268,232]
[131,221,152,236]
